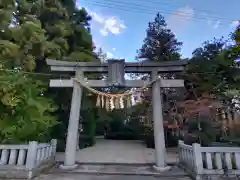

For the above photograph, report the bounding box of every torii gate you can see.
[46,59,187,171]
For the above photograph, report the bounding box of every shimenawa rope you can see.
[72,77,161,110]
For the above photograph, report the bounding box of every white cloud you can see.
[231,20,240,28]
[76,2,126,36]
[88,11,126,36]
[101,17,126,36]
[167,6,194,33]
[76,2,123,59]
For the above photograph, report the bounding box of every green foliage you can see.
[222,24,240,101]
[80,107,96,148]
[182,33,240,144]
[0,0,61,143]
[108,118,124,133]
[186,38,240,98]
[36,0,97,145]
[0,72,57,143]
[137,13,182,61]
[187,119,218,146]
[232,23,240,45]
[0,0,97,145]
[104,109,144,140]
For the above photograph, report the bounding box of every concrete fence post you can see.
[26,141,38,170]
[51,139,57,158]
[193,143,204,177]
[178,140,183,162]
[26,141,38,179]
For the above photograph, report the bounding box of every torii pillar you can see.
[151,71,170,171]
[60,71,83,170]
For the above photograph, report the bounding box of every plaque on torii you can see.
[46,58,187,171]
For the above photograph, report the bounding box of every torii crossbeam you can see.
[46,59,187,171]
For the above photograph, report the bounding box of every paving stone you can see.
[56,139,178,164]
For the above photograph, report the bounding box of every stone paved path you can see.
[56,139,178,164]
[50,139,183,180]
[34,174,190,180]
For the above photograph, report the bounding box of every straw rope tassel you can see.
[113,97,117,109]
[120,96,124,109]
[127,95,131,108]
[110,97,114,110]
[101,95,105,108]
[109,97,112,110]
[105,97,110,111]
[115,97,120,109]
[96,95,101,107]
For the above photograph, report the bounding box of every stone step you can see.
[35,174,191,180]
[45,163,190,177]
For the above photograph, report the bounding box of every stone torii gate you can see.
[46,59,187,171]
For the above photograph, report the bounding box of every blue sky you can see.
[78,0,240,62]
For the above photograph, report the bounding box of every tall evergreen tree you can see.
[0,0,98,144]
[234,23,240,45]
[36,0,98,144]
[185,36,240,110]
[0,0,58,143]
[137,13,182,61]
[186,38,229,96]
[222,24,240,102]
